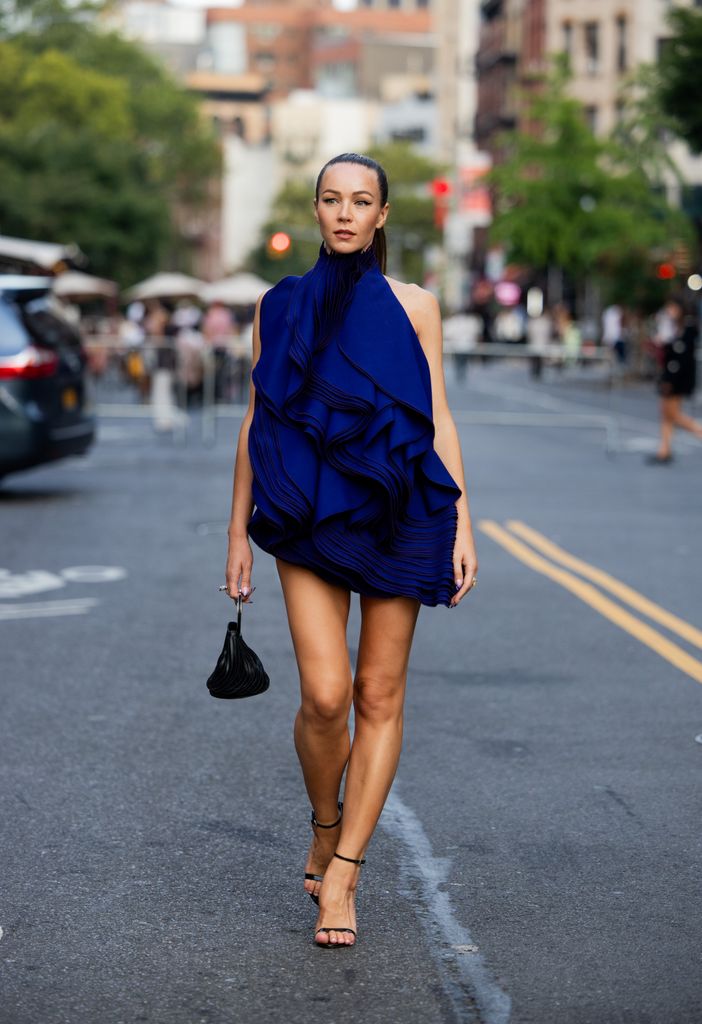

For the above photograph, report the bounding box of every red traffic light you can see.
[268,231,292,256]
[431,178,452,197]
[656,262,676,280]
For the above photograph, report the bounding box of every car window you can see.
[0,298,30,355]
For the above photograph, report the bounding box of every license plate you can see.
[62,387,78,410]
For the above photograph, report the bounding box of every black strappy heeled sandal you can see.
[314,851,366,949]
[304,801,343,905]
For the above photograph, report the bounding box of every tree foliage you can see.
[489,63,692,306]
[612,64,682,189]
[657,6,702,155]
[0,0,221,285]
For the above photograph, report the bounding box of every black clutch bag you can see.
[206,594,270,699]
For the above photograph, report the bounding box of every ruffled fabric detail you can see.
[247,245,462,607]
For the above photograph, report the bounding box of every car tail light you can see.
[0,345,59,379]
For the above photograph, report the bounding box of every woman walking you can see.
[647,296,702,464]
[224,153,478,947]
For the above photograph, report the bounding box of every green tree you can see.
[246,179,324,281]
[657,6,702,155]
[613,65,682,189]
[247,143,444,283]
[367,142,443,283]
[0,1,221,285]
[489,62,692,309]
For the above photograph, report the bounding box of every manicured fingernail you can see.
[241,586,250,596]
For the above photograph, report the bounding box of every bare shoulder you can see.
[385,277,440,339]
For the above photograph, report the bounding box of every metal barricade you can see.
[83,334,252,444]
[85,331,663,455]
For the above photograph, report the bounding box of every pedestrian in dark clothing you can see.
[646,297,702,464]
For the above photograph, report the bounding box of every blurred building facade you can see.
[474,0,547,156]
[472,0,702,243]
[475,0,702,169]
[546,0,702,205]
[110,0,438,273]
[546,0,692,135]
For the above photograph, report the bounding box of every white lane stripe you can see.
[0,598,99,620]
[381,791,511,1024]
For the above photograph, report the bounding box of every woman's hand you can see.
[450,525,478,608]
[225,533,254,602]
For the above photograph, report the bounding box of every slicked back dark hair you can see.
[315,152,389,274]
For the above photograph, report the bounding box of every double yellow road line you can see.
[478,519,702,685]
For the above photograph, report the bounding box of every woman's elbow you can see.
[433,405,455,437]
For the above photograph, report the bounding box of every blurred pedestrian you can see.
[203,301,234,400]
[555,305,581,366]
[202,301,233,345]
[526,307,553,379]
[145,300,177,432]
[646,296,702,464]
[602,303,627,366]
[443,308,481,382]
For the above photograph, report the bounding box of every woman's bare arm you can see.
[225,292,265,599]
[410,286,478,607]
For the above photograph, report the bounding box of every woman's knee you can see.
[300,681,352,727]
[353,672,406,724]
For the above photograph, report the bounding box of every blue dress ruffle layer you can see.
[247,247,462,607]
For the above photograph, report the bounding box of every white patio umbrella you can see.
[0,233,84,273]
[200,272,273,306]
[53,271,118,301]
[125,272,205,302]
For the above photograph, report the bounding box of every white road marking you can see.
[95,426,151,441]
[0,570,65,599]
[0,598,99,620]
[467,375,700,449]
[0,566,125,599]
[60,566,127,584]
[381,791,511,1024]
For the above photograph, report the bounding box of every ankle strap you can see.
[311,800,343,829]
[334,851,366,866]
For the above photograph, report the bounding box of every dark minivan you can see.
[0,276,95,479]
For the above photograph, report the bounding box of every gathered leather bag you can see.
[206,594,270,699]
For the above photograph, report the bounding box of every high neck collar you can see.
[295,242,379,354]
[315,241,378,274]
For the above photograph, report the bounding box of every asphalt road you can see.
[1,361,701,1024]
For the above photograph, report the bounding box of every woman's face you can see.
[314,163,388,255]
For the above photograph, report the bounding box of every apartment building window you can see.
[417,0,429,8]
[584,105,598,133]
[562,21,573,65]
[615,15,628,72]
[388,0,401,8]
[252,23,281,42]
[584,21,600,75]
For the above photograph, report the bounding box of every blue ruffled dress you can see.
[247,244,462,607]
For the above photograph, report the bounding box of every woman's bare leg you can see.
[656,397,676,457]
[655,396,702,457]
[315,592,421,945]
[275,558,353,900]
[669,397,702,438]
